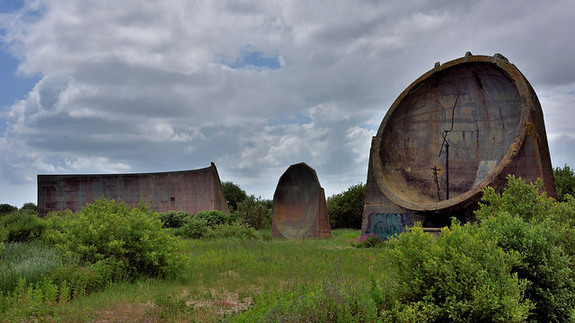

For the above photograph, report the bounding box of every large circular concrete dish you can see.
[372,53,547,212]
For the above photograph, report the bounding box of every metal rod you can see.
[446,142,449,200]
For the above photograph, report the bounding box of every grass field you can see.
[5,229,388,322]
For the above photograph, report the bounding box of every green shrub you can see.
[476,176,575,322]
[231,277,380,322]
[476,176,554,222]
[235,195,272,230]
[194,210,232,228]
[480,212,575,322]
[181,217,209,239]
[0,212,46,243]
[158,211,188,228]
[381,223,531,322]
[327,183,365,229]
[47,198,181,279]
[203,222,261,241]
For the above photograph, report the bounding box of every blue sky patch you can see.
[0,0,25,12]
[227,46,281,70]
[268,113,312,126]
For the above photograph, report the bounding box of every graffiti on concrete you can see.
[365,213,411,241]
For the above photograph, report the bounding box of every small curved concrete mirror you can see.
[272,163,332,239]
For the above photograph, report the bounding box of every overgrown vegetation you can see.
[222,181,248,212]
[0,211,46,243]
[327,183,366,229]
[44,198,181,280]
[381,222,531,322]
[554,164,575,202]
[231,276,381,322]
[3,174,575,321]
[476,176,575,322]
[222,181,273,230]
[235,195,272,230]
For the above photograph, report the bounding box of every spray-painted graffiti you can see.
[365,213,412,241]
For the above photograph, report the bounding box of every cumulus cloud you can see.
[1,0,574,205]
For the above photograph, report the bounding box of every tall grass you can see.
[0,242,63,292]
[178,229,382,289]
[2,229,384,321]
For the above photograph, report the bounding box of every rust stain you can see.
[272,163,332,239]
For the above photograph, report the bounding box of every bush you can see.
[480,212,575,322]
[235,195,272,230]
[476,176,554,222]
[158,211,188,228]
[46,198,181,279]
[381,222,531,322]
[203,222,261,241]
[476,176,575,322]
[327,183,365,229]
[181,217,209,239]
[194,210,232,228]
[0,211,46,243]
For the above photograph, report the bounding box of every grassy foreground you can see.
[35,229,386,321]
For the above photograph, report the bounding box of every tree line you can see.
[2,165,575,230]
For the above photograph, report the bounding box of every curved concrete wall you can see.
[38,162,229,217]
[272,162,332,239]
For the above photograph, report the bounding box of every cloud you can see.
[1,0,574,206]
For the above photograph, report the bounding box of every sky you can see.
[0,0,574,207]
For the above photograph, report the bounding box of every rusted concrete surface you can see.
[272,163,332,239]
[362,52,556,240]
[37,162,229,217]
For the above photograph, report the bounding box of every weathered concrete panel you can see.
[38,162,229,217]
[362,53,556,240]
[272,163,332,239]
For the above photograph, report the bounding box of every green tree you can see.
[0,204,17,216]
[327,183,366,229]
[235,195,272,230]
[554,164,575,202]
[222,181,248,212]
[20,202,37,213]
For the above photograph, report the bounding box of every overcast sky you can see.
[1,0,574,207]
